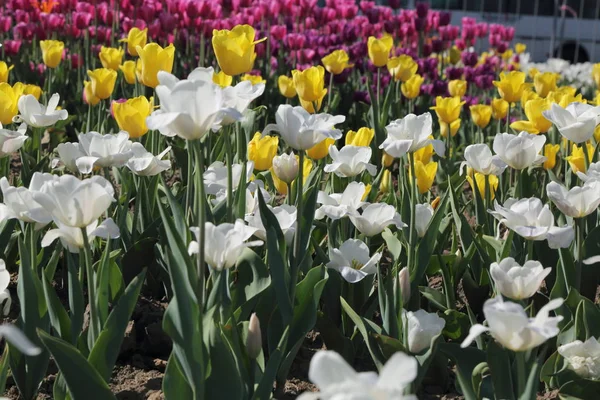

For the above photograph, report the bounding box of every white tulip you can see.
[15,93,68,128]
[576,161,600,182]
[414,203,434,238]
[490,197,574,249]
[461,144,507,176]
[0,173,57,228]
[41,218,120,253]
[203,161,254,197]
[32,175,115,228]
[398,267,411,306]
[558,337,600,379]
[490,258,551,300]
[349,203,407,236]
[542,102,600,143]
[76,131,133,173]
[546,179,600,218]
[126,143,171,176]
[188,219,263,271]
[380,113,445,159]
[146,70,242,141]
[326,239,382,283]
[263,105,344,150]
[245,204,297,246]
[54,142,85,173]
[324,145,377,178]
[272,152,299,184]
[0,324,41,356]
[0,123,28,158]
[402,310,445,354]
[315,181,368,220]
[0,260,11,316]
[492,131,546,170]
[298,350,418,400]
[244,183,271,216]
[461,296,563,352]
[220,80,265,126]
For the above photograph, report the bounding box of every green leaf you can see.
[382,228,402,262]
[37,330,116,400]
[252,326,290,400]
[163,353,193,399]
[559,379,600,399]
[442,309,470,341]
[440,342,485,400]
[205,324,245,399]
[42,273,72,343]
[340,297,385,370]
[88,270,146,381]
[232,248,271,320]
[486,341,515,400]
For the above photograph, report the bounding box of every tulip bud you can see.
[398,267,411,306]
[272,152,299,184]
[246,313,262,359]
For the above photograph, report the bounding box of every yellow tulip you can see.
[362,184,372,200]
[99,46,124,71]
[510,98,552,134]
[543,144,560,170]
[248,132,279,171]
[491,98,509,120]
[345,127,374,147]
[87,68,117,100]
[292,65,327,104]
[83,80,101,106]
[0,62,13,84]
[566,143,595,173]
[387,55,418,82]
[414,142,434,164]
[367,34,393,67]
[431,196,441,210]
[520,88,539,108]
[212,24,265,76]
[449,46,461,65]
[120,27,148,56]
[112,96,154,138]
[321,49,353,75]
[0,83,21,124]
[440,119,461,138]
[380,169,391,193]
[515,43,527,54]
[593,63,600,88]
[271,156,312,195]
[401,74,424,99]
[278,75,296,98]
[119,61,137,84]
[300,98,323,114]
[595,125,600,143]
[40,40,64,68]
[135,43,175,88]
[23,84,42,100]
[501,49,514,62]
[213,71,232,88]
[307,137,335,160]
[528,67,540,79]
[241,74,265,85]
[467,173,498,200]
[534,72,558,98]
[448,80,468,98]
[493,71,529,103]
[382,151,394,168]
[430,96,464,124]
[411,160,437,194]
[470,105,492,129]
[547,87,586,108]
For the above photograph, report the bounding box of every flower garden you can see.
[2,0,600,399]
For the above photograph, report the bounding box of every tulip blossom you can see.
[136,43,176,88]
[430,96,465,124]
[221,80,265,126]
[349,203,406,236]
[0,83,22,125]
[41,218,120,253]
[345,127,375,147]
[83,81,101,106]
[16,93,68,128]
[248,132,278,171]
[387,55,418,82]
[0,260,10,316]
[112,96,153,138]
[272,152,298,184]
[448,80,468,97]
[398,267,411,306]
[245,204,297,246]
[99,46,124,71]
[492,131,546,170]
[212,25,265,76]
[324,145,377,178]
[146,71,242,141]
[263,105,344,151]
[212,71,232,88]
[567,143,595,173]
[558,337,600,379]
[119,61,137,85]
[402,310,446,354]
[470,105,492,129]
[490,258,551,300]
[510,98,552,134]
[0,123,28,158]
[367,34,393,67]
[0,173,57,228]
[467,173,499,200]
[40,40,64,68]
[493,71,529,103]
[87,68,117,100]
[32,175,115,228]
[542,102,600,144]
[292,66,327,112]
[533,72,558,97]
[490,197,574,249]
[401,74,425,99]
[126,143,171,177]
[315,181,368,220]
[307,138,335,160]
[278,75,296,98]
[188,219,263,271]
[415,203,434,238]
[321,49,353,75]
[546,180,600,218]
[492,98,509,120]
[203,161,254,197]
[120,27,147,57]
[298,350,418,400]
[462,296,563,352]
[0,62,13,84]
[75,131,133,173]
[380,113,445,159]
[271,156,312,195]
[326,239,382,283]
[543,144,560,170]
[461,144,507,176]
[411,160,437,194]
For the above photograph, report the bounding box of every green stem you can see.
[515,351,527,397]
[407,152,417,275]
[287,182,293,206]
[193,140,206,307]
[289,150,305,301]
[185,143,194,222]
[327,72,334,109]
[223,128,234,222]
[576,217,584,291]
[81,228,100,346]
[506,102,511,133]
